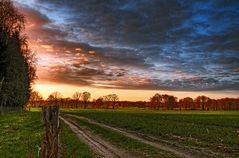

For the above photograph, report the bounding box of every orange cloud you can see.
[75,48,82,52]
[65,50,72,54]
[41,44,54,52]
[79,57,89,64]
[88,50,96,54]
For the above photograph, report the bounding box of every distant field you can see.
[64,109,239,158]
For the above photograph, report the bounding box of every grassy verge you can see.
[65,109,239,157]
[65,114,179,158]
[60,120,95,158]
[0,110,95,158]
[0,112,43,158]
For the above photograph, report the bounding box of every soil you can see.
[60,116,134,158]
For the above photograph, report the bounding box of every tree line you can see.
[28,91,119,109]
[29,91,239,110]
[149,93,239,110]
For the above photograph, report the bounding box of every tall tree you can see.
[29,91,43,107]
[179,97,194,110]
[150,93,162,110]
[82,92,91,108]
[95,97,103,109]
[103,94,119,109]
[72,91,81,108]
[195,96,210,110]
[47,92,62,105]
[0,0,36,113]
[162,94,177,110]
[110,94,119,109]
[72,91,81,100]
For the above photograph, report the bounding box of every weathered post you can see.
[42,105,60,158]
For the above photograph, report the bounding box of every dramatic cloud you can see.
[14,0,239,91]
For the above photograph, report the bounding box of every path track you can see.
[60,116,133,158]
[68,114,207,158]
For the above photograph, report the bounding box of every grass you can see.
[60,120,95,158]
[0,110,95,158]
[64,114,179,158]
[0,112,43,158]
[1,108,237,157]
[64,109,239,158]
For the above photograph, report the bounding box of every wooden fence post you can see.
[42,105,60,158]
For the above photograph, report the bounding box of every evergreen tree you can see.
[0,0,36,113]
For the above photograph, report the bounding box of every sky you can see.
[14,0,239,101]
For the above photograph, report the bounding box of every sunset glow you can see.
[34,82,239,101]
[2,1,239,157]
[13,0,239,100]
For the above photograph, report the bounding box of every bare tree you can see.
[47,91,62,105]
[72,91,81,100]
[150,93,162,110]
[111,94,119,109]
[161,94,177,110]
[179,97,193,110]
[95,97,103,108]
[195,96,210,110]
[29,91,43,108]
[47,95,54,102]
[72,91,81,108]
[82,92,91,108]
[103,94,119,109]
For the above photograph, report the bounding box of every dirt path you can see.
[68,114,207,158]
[60,116,133,158]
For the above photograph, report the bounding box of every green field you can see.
[64,109,239,158]
[65,114,179,158]
[0,112,43,158]
[0,111,94,158]
[1,109,238,158]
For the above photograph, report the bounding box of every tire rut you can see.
[68,114,207,158]
[60,116,133,158]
